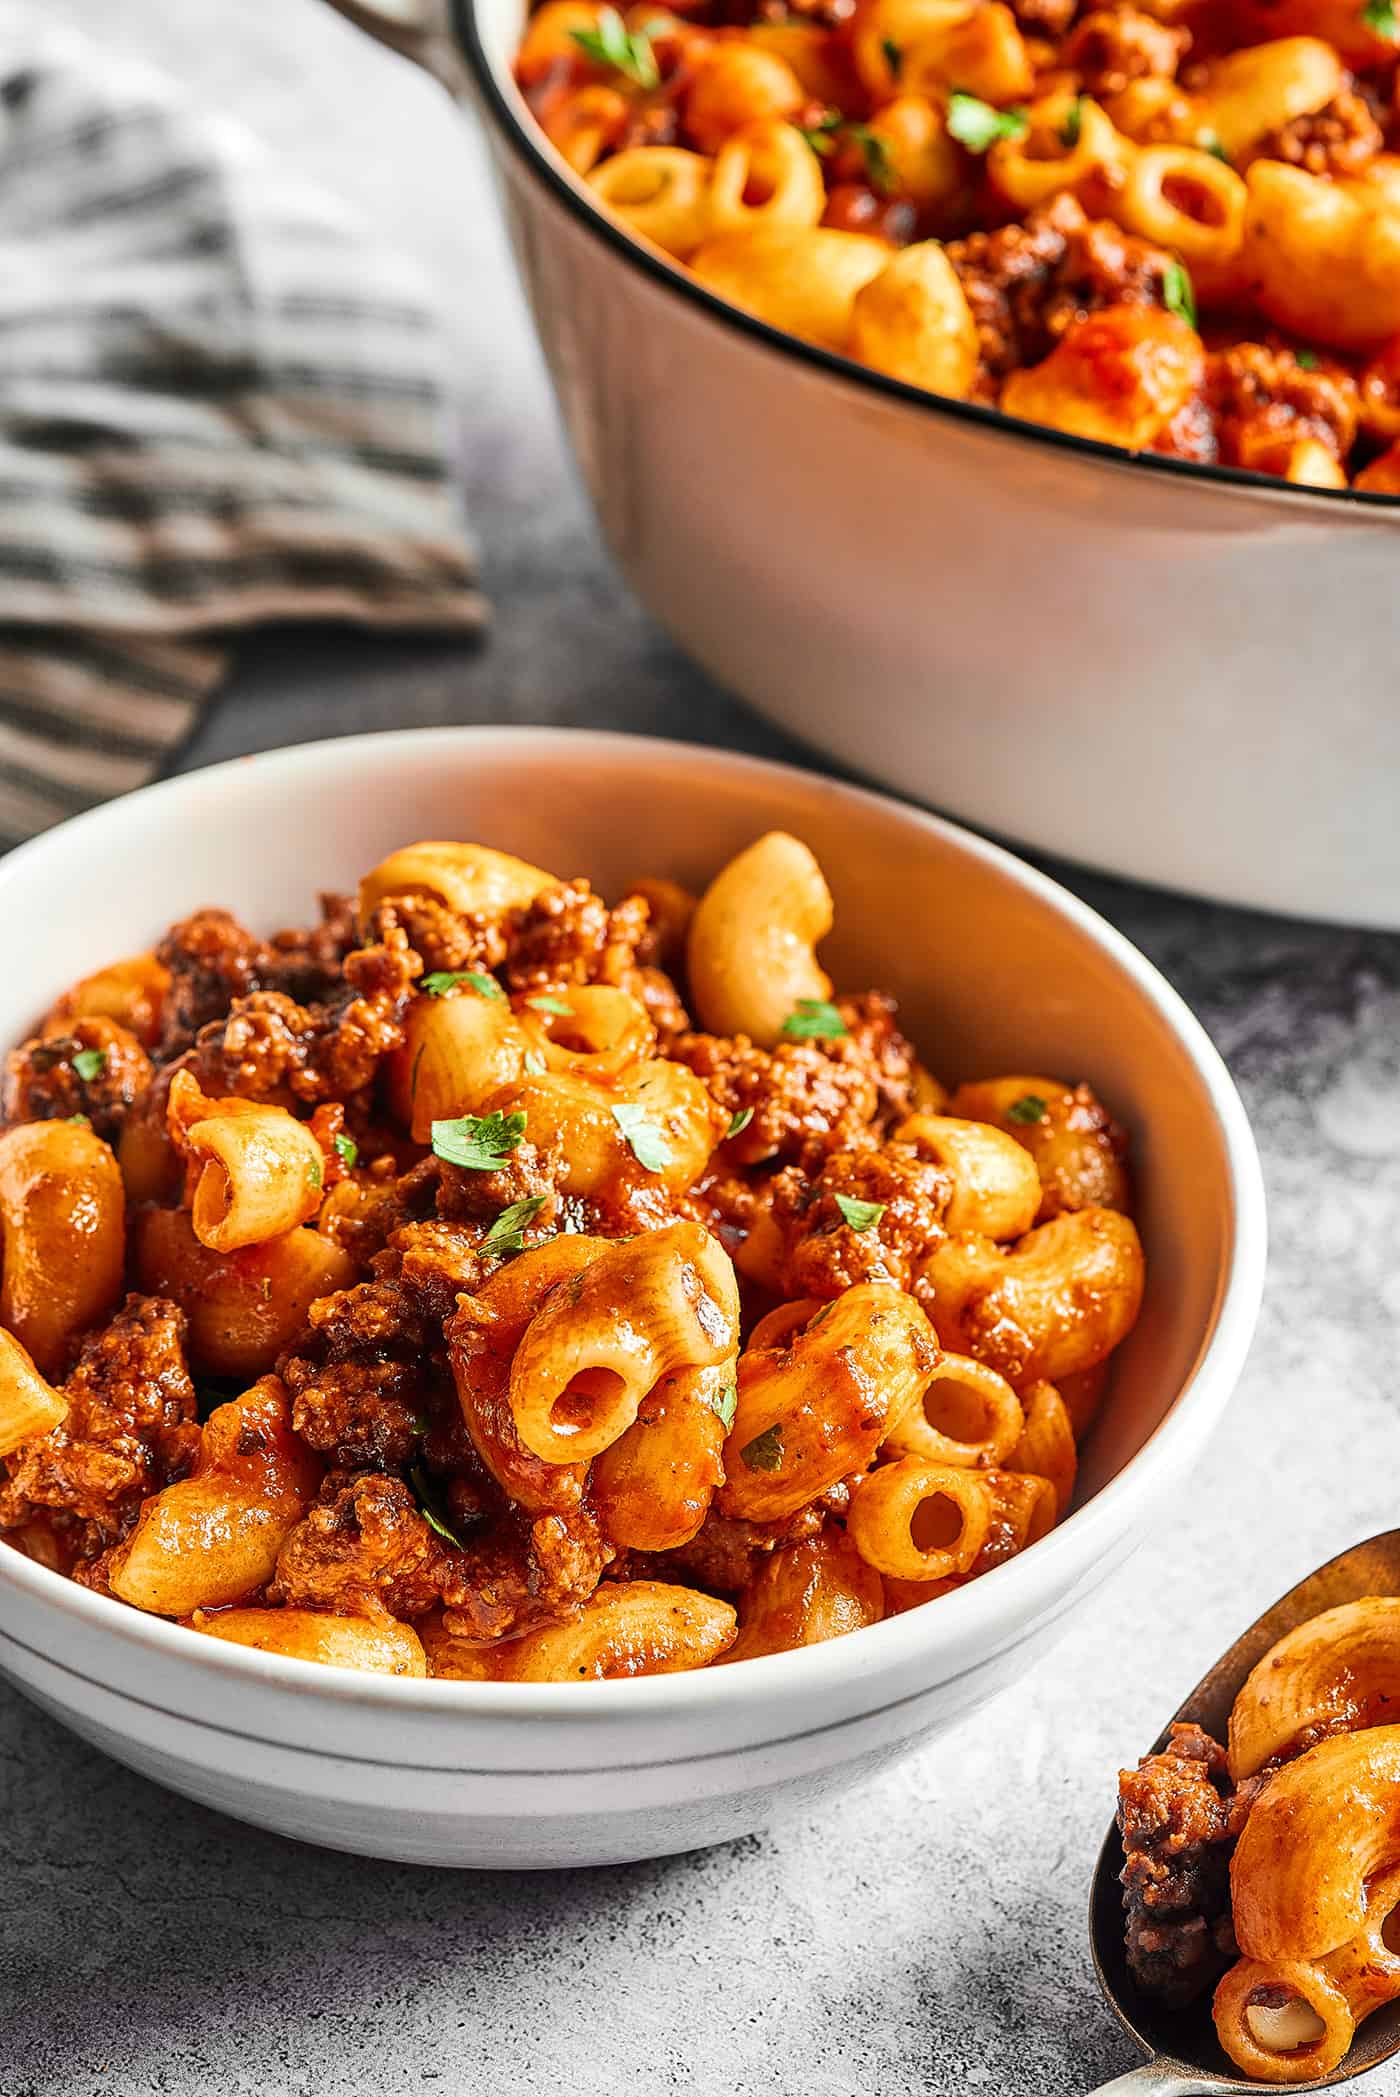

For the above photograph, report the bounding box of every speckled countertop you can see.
[4,5,1400,2093]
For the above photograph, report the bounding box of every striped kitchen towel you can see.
[0,4,486,846]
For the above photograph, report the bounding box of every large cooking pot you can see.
[329,0,1400,928]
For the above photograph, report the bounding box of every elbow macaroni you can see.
[0,1119,125,1377]
[687,828,834,1046]
[169,1069,326,1251]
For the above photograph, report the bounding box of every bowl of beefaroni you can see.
[0,728,1264,1868]
[330,0,1400,928]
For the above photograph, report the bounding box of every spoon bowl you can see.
[1088,1530,1400,2094]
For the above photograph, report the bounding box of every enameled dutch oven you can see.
[329,0,1400,928]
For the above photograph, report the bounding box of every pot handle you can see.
[320,0,471,92]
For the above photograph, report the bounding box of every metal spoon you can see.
[1087,1528,1400,2094]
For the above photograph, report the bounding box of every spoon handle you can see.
[1086,2063,1225,2094]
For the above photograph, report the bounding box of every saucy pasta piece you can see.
[0,831,1146,1678]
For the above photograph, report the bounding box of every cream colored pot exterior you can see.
[441,0,1400,929]
[0,729,1264,1867]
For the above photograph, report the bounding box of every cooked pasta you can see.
[1117,1593,1400,2081]
[0,831,1145,1681]
[514,0,1400,489]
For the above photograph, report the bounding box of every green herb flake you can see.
[1197,128,1229,161]
[1059,96,1083,148]
[526,994,574,1016]
[1364,0,1399,34]
[850,124,897,196]
[71,1047,107,1081]
[481,1194,548,1260]
[797,116,896,193]
[725,1106,755,1139]
[334,1133,359,1169]
[569,6,660,87]
[710,1383,739,1433]
[409,1461,467,1549]
[1007,1093,1048,1125]
[1295,348,1320,371]
[611,1100,672,1173]
[307,1156,323,1190]
[1162,258,1197,330]
[834,1192,886,1232]
[881,33,902,74]
[66,1113,90,1126]
[431,1108,528,1171]
[797,110,843,158]
[947,92,1028,154]
[420,969,503,1001]
[740,1423,784,1472]
[523,1048,548,1076]
[780,998,847,1040]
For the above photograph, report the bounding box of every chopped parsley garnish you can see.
[523,1048,547,1076]
[797,111,842,157]
[409,1461,468,1549]
[431,1108,527,1171]
[797,115,896,193]
[780,998,847,1040]
[1197,128,1229,161]
[526,994,573,1015]
[834,1192,886,1232]
[1295,348,1320,370]
[334,1133,359,1169]
[66,1113,89,1126]
[947,93,1028,153]
[710,1383,739,1432]
[420,969,502,1000]
[726,1106,755,1139]
[611,1100,672,1173]
[71,1047,106,1081]
[1059,97,1083,147]
[740,1423,784,1471]
[1007,1093,1048,1125]
[881,33,902,74]
[307,1156,323,1190]
[481,1194,548,1259]
[1364,0,1399,35]
[851,124,897,195]
[569,7,659,87]
[1162,258,1197,329]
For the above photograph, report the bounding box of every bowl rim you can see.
[0,724,1268,1723]
[449,0,1400,519]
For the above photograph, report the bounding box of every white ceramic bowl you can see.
[327,0,1400,928]
[0,728,1265,1867]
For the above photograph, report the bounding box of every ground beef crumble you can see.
[0,1296,197,1565]
[1208,342,1360,467]
[766,1143,952,1296]
[2,1017,152,1139]
[1117,1721,1252,2006]
[947,195,1176,386]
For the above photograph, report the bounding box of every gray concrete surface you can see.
[4,4,1400,2092]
